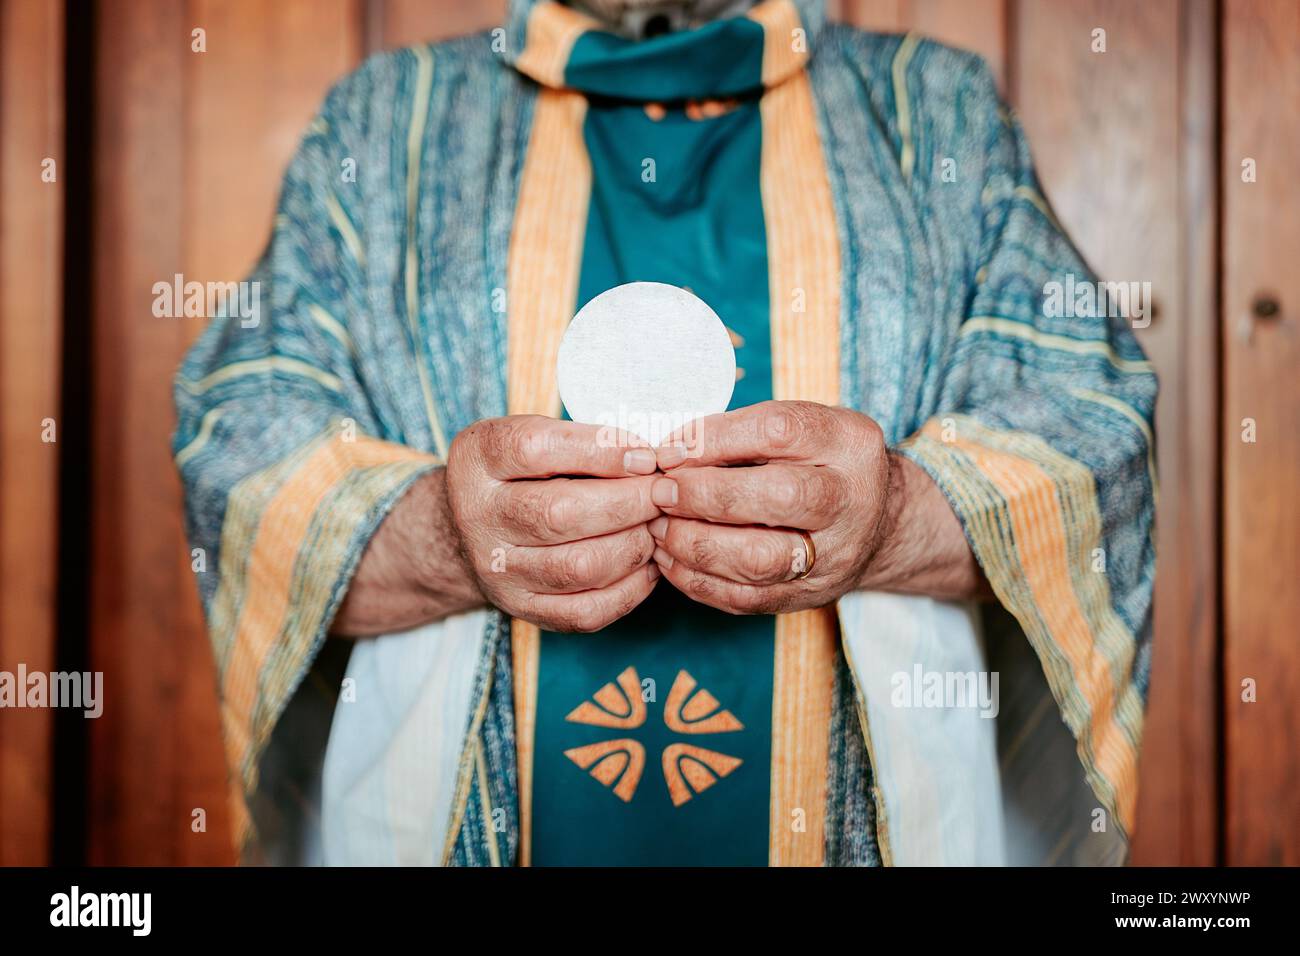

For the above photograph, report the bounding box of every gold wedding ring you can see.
[794,530,816,580]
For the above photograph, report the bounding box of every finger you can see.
[524,563,661,633]
[654,553,801,616]
[476,416,656,480]
[655,401,834,470]
[500,475,659,545]
[510,525,655,594]
[650,516,807,586]
[653,463,842,530]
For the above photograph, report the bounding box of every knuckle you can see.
[543,492,578,537]
[624,528,654,571]
[627,476,658,520]
[481,418,514,466]
[567,545,597,585]
[519,592,546,627]
[694,473,739,519]
[614,587,640,620]
[685,570,716,600]
[731,588,763,614]
[511,424,551,471]
[602,489,634,527]
[770,475,803,516]
[739,536,782,582]
[569,594,606,633]
[542,545,594,590]
[763,402,819,451]
[763,407,801,450]
[509,487,551,539]
[688,531,722,571]
[805,469,841,518]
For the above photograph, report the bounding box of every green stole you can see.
[506,0,843,866]
[534,93,774,865]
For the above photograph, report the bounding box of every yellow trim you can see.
[177,357,343,396]
[503,26,843,867]
[514,1,600,89]
[962,316,1156,375]
[747,0,809,88]
[405,45,449,461]
[770,611,838,864]
[440,665,497,866]
[209,441,322,678]
[1014,184,1065,233]
[837,619,894,866]
[218,434,434,848]
[175,408,224,467]
[307,303,355,354]
[1070,387,1158,499]
[325,189,365,267]
[510,621,541,865]
[892,33,920,183]
[760,67,841,866]
[910,418,1141,833]
[220,435,431,766]
[474,737,503,867]
[506,89,591,422]
[503,84,592,866]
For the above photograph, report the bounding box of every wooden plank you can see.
[1012,0,1217,864]
[91,0,192,867]
[90,0,361,864]
[837,0,1007,90]
[0,0,64,867]
[373,0,506,51]
[187,0,364,291]
[1132,0,1221,868]
[1222,0,1300,867]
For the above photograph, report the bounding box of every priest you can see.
[173,0,1157,866]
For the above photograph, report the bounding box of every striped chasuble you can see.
[172,0,1157,867]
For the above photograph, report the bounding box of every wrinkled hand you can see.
[647,401,896,615]
[446,416,662,632]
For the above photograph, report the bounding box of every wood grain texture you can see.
[1011,0,1218,867]
[59,0,1292,867]
[89,0,362,865]
[1222,0,1300,867]
[372,0,506,50]
[836,0,1006,89]
[0,0,64,867]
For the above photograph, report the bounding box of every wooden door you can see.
[840,0,1220,867]
[0,0,63,867]
[62,0,1290,866]
[1222,0,1300,866]
[1011,0,1220,867]
[86,0,505,866]
[89,0,365,865]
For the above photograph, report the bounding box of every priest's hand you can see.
[444,415,662,632]
[647,401,985,614]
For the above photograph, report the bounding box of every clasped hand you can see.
[445,400,894,632]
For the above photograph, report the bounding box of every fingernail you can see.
[647,562,661,581]
[651,477,678,508]
[653,546,674,569]
[623,448,657,475]
[648,516,669,540]
[656,444,688,469]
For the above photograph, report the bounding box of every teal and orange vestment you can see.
[174,0,1157,866]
